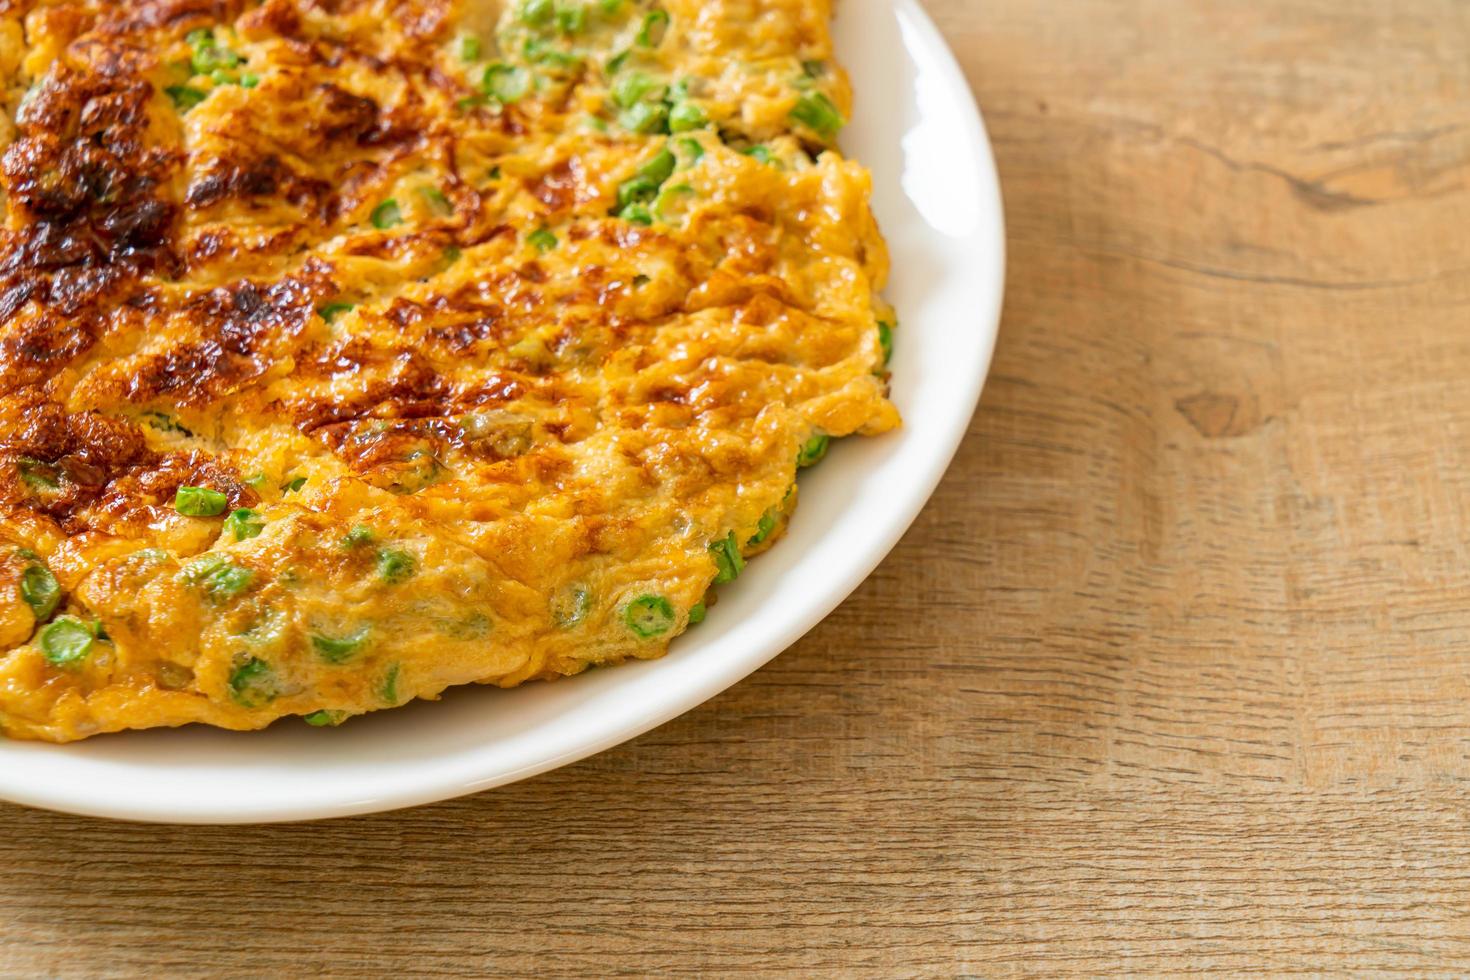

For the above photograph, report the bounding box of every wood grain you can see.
[6,0,1470,975]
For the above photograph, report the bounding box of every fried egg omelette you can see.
[0,0,898,741]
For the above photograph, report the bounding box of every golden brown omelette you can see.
[0,0,898,741]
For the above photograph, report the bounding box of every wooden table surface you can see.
[6,1,1470,975]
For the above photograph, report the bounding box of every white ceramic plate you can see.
[0,0,1004,823]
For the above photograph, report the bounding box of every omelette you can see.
[0,0,898,741]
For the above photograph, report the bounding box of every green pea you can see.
[380,662,402,704]
[636,8,669,46]
[789,91,845,139]
[619,101,669,134]
[459,35,481,61]
[598,0,623,12]
[687,601,706,625]
[668,102,706,132]
[228,657,277,708]
[224,508,265,541]
[709,531,744,584]
[19,564,59,620]
[304,709,348,727]
[877,320,894,365]
[239,72,259,88]
[551,586,590,629]
[623,594,674,638]
[175,485,228,517]
[166,85,206,111]
[376,548,416,584]
[483,63,531,103]
[797,432,830,468]
[40,616,93,667]
[748,509,777,545]
[311,627,371,664]
[371,199,402,229]
[528,227,558,252]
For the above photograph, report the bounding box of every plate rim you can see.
[0,0,1005,823]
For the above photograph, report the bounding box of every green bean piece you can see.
[187,29,240,75]
[311,627,371,664]
[636,8,669,46]
[39,616,94,667]
[371,199,402,229]
[483,63,531,103]
[380,662,402,704]
[204,563,254,601]
[342,525,376,548]
[418,186,453,216]
[605,49,632,74]
[224,508,265,541]
[175,485,228,517]
[304,709,348,727]
[743,145,776,165]
[877,320,894,365]
[618,202,654,225]
[624,594,675,637]
[459,35,481,61]
[748,508,777,545]
[228,657,277,708]
[166,85,207,111]
[618,175,660,208]
[318,302,354,323]
[376,548,416,584]
[668,101,707,132]
[555,2,586,33]
[528,227,558,252]
[675,136,705,164]
[797,432,830,468]
[789,91,845,139]
[282,476,307,494]
[239,72,260,88]
[520,0,554,24]
[619,101,669,134]
[17,458,59,492]
[709,531,745,584]
[552,586,591,629]
[639,147,676,184]
[610,71,660,108]
[687,601,706,625]
[19,564,60,620]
